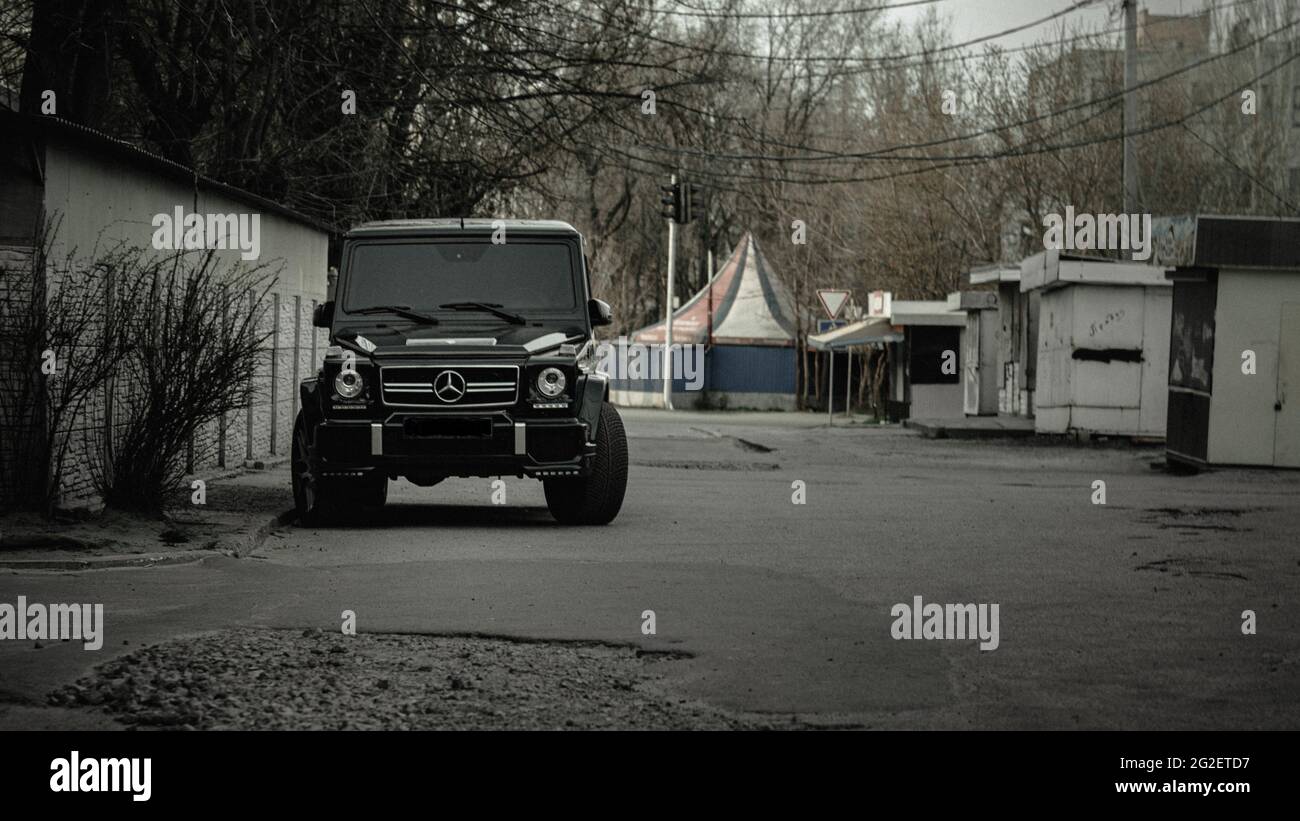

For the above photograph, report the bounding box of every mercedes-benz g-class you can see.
[293,219,627,525]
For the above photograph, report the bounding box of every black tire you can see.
[544,402,628,525]
[293,413,387,526]
[359,474,388,514]
[292,412,337,526]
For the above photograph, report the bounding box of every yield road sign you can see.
[818,289,850,320]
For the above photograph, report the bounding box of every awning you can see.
[807,317,902,350]
[889,299,968,326]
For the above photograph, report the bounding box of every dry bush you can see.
[0,221,143,514]
[92,249,276,513]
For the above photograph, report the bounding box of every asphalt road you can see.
[3,408,1299,729]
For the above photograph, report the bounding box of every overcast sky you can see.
[888,0,1218,50]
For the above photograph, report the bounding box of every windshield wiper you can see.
[351,304,439,325]
[438,302,526,325]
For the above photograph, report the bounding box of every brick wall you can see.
[0,243,39,505]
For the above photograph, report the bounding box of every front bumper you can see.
[311,412,595,479]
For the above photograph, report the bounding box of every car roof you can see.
[345,218,582,239]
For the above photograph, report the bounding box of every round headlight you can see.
[536,367,566,398]
[334,369,364,399]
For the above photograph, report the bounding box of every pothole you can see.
[1139,506,1268,533]
[1134,556,1248,581]
[48,628,790,730]
[633,459,780,471]
[731,437,775,453]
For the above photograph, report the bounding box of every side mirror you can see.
[313,301,335,328]
[588,298,612,327]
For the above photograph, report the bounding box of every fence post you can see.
[102,263,115,467]
[245,289,254,463]
[270,291,280,455]
[218,284,228,468]
[310,298,318,383]
[292,294,301,426]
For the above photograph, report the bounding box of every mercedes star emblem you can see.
[434,370,467,402]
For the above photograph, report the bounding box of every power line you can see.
[633,14,1300,165]
[813,46,1300,185]
[1138,7,1298,213]
[601,45,1300,187]
[645,0,959,20]
[552,0,1101,64]
[796,0,1264,79]
[1180,123,1299,211]
[570,0,1265,164]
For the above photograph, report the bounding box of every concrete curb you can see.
[224,508,299,558]
[0,508,297,571]
[0,551,218,572]
[904,419,1036,440]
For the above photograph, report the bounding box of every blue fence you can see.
[608,344,796,395]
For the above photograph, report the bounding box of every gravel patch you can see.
[50,629,788,730]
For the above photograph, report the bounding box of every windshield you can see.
[343,241,579,314]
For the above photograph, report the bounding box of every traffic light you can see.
[660,180,682,223]
[682,181,701,225]
[660,178,703,224]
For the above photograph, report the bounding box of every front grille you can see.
[380,364,519,408]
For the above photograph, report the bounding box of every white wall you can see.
[912,383,964,419]
[995,283,1024,414]
[43,141,328,292]
[1034,283,1170,436]
[1206,269,1300,465]
[1138,286,1172,436]
[963,309,999,415]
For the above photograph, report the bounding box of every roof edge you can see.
[2,110,339,236]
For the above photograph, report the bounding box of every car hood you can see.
[335,322,587,359]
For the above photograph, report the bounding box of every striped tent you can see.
[612,233,800,410]
[632,232,798,347]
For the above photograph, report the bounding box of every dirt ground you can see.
[50,629,792,730]
[0,470,291,562]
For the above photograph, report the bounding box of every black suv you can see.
[293,219,628,525]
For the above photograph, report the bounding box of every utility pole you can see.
[828,346,835,426]
[846,347,852,421]
[700,187,711,292]
[1123,0,1139,254]
[664,220,676,410]
[660,174,680,410]
[706,249,714,348]
[658,175,700,410]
